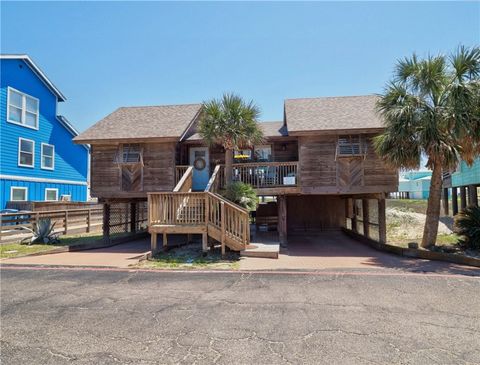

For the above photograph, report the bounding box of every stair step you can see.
[241,242,279,259]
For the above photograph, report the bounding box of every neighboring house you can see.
[74,95,398,253]
[0,55,89,209]
[398,171,432,199]
[442,157,480,215]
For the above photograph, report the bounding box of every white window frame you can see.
[7,87,40,130]
[45,188,59,201]
[41,143,55,170]
[18,138,35,168]
[10,186,28,201]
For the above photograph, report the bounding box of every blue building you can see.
[0,55,88,209]
[398,171,432,199]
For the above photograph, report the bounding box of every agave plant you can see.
[22,218,59,245]
[454,206,480,250]
[221,182,258,211]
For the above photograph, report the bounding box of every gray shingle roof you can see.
[74,104,202,142]
[259,121,288,137]
[284,95,383,133]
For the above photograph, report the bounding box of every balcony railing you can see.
[225,161,299,189]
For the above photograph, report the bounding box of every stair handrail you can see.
[205,165,222,193]
[173,166,193,192]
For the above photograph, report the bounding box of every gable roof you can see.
[0,54,66,101]
[284,95,383,134]
[259,121,288,137]
[74,103,202,143]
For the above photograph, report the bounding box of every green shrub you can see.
[454,206,480,250]
[221,182,258,211]
[22,218,59,245]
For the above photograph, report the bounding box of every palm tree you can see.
[374,46,480,248]
[198,93,264,184]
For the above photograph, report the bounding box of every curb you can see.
[342,228,480,268]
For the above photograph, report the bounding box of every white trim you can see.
[0,174,88,186]
[45,188,59,201]
[7,86,40,130]
[10,186,28,201]
[41,143,55,170]
[18,138,35,168]
[0,54,66,101]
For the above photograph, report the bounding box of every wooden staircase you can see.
[148,166,250,254]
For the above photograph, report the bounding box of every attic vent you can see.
[336,135,367,158]
[120,144,142,164]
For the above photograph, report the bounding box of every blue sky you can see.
[1,1,479,132]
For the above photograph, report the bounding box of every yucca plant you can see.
[454,206,480,250]
[22,218,59,245]
[221,182,258,211]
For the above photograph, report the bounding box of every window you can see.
[7,87,39,129]
[11,187,28,201]
[337,135,363,156]
[18,138,35,167]
[234,149,252,161]
[254,145,272,162]
[41,143,55,170]
[120,144,141,163]
[45,188,58,201]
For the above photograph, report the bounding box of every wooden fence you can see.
[0,207,103,243]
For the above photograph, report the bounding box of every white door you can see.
[189,147,210,191]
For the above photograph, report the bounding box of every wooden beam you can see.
[460,186,467,211]
[452,187,458,216]
[442,188,449,216]
[277,195,288,245]
[151,232,157,253]
[469,185,478,207]
[202,232,208,252]
[362,199,369,238]
[163,232,168,250]
[221,201,226,256]
[103,203,110,244]
[378,198,386,244]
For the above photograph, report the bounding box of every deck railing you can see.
[148,191,250,252]
[225,161,299,188]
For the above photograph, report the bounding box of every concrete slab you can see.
[241,229,279,259]
[239,231,479,275]
[1,239,150,268]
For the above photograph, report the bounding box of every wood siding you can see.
[299,134,397,194]
[287,195,345,233]
[91,143,176,199]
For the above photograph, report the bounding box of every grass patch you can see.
[388,233,460,249]
[138,243,240,270]
[387,199,428,214]
[0,242,67,259]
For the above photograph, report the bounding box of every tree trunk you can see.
[225,148,233,184]
[421,161,443,248]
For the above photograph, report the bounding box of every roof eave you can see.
[0,54,67,101]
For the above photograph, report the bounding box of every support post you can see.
[163,232,168,250]
[460,186,467,211]
[202,232,208,252]
[103,203,110,244]
[442,188,449,216]
[221,201,225,256]
[151,232,157,253]
[130,202,137,233]
[468,185,478,207]
[351,199,357,233]
[362,199,369,238]
[87,209,91,233]
[452,188,458,216]
[378,198,386,244]
[277,195,288,245]
[64,210,68,235]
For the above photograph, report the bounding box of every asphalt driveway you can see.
[1,267,479,364]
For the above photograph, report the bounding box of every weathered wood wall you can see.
[91,143,176,199]
[287,195,345,233]
[298,134,397,194]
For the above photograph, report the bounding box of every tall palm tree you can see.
[198,93,264,184]
[374,46,480,248]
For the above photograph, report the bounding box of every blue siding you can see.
[0,58,88,208]
[0,179,87,208]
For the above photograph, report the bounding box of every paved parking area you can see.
[239,232,479,275]
[2,239,150,268]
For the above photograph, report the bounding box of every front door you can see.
[189,147,210,191]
